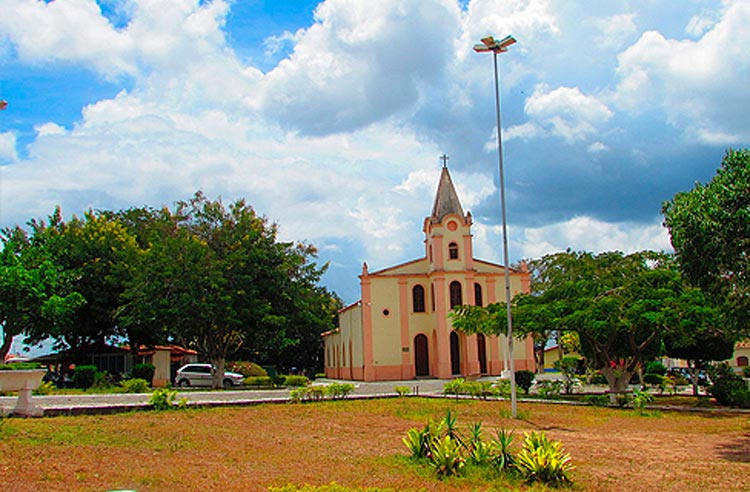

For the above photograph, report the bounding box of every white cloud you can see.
[0,132,18,162]
[35,123,67,137]
[258,0,460,134]
[523,84,613,143]
[594,13,637,49]
[614,0,750,143]
[518,216,672,259]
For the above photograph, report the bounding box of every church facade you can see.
[323,165,535,381]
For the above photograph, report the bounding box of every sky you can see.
[1,0,749,312]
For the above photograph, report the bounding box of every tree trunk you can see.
[211,357,226,389]
[687,360,700,396]
[602,366,633,404]
[0,331,14,362]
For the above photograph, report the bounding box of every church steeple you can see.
[430,158,464,223]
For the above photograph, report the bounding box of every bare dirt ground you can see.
[1,397,748,492]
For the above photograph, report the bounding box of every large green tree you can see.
[662,287,734,395]
[663,148,750,336]
[0,226,84,360]
[453,251,705,400]
[118,193,337,387]
[24,208,139,361]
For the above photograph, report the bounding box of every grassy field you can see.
[1,397,748,492]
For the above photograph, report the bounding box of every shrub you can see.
[643,373,664,387]
[33,380,57,395]
[515,370,535,394]
[708,363,750,408]
[742,367,750,378]
[91,371,115,390]
[227,361,268,378]
[631,389,654,414]
[0,362,42,370]
[393,386,411,397]
[73,365,98,389]
[514,431,574,484]
[325,382,355,399]
[120,378,150,393]
[284,375,309,387]
[131,363,155,383]
[489,428,515,470]
[443,378,465,397]
[536,380,562,398]
[583,394,610,407]
[589,371,607,385]
[149,388,186,410]
[314,373,326,379]
[429,435,465,477]
[644,361,667,376]
[493,379,511,397]
[272,375,287,387]
[244,376,274,387]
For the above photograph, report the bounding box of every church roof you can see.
[430,165,464,222]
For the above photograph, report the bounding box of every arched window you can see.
[474,283,483,307]
[412,284,426,313]
[450,281,463,308]
[448,242,459,260]
[738,356,749,367]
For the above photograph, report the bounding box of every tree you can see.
[0,226,84,360]
[24,208,139,361]
[118,193,336,387]
[663,148,750,336]
[662,287,734,395]
[456,251,704,401]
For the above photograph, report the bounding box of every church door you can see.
[450,331,461,375]
[477,333,487,374]
[414,334,430,377]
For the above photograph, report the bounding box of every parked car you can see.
[175,363,244,389]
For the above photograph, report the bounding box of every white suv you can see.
[175,363,244,389]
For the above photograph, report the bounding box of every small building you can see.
[323,163,534,381]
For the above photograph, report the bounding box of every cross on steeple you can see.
[440,154,449,168]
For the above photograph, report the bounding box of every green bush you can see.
[589,372,607,385]
[631,389,654,414]
[514,431,574,484]
[227,361,268,378]
[393,386,411,397]
[314,373,326,379]
[149,388,186,410]
[643,373,664,387]
[644,361,667,376]
[429,435,465,477]
[708,363,750,408]
[284,375,309,387]
[536,380,562,398]
[443,378,465,396]
[742,367,750,378]
[73,365,98,389]
[0,362,42,370]
[131,363,155,383]
[583,394,610,407]
[120,378,150,393]
[33,380,57,395]
[244,376,274,387]
[515,370,535,394]
[325,382,355,399]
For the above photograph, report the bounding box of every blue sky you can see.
[1,0,749,318]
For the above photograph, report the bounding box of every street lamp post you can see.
[474,35,518,418]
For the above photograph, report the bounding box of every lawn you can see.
[1,397,748,491]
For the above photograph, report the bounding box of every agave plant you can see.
[514,431,574,484]
[489,427,515,470]
[429,435,465,477]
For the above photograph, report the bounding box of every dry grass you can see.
[1,398,748,492]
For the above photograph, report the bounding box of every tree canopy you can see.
[663,148,750,336]
[0,193,338,384]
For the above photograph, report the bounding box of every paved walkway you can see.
[0,378,447,416]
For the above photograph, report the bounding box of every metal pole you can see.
[492,50,517,419]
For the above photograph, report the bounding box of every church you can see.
[322,162,535,381]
